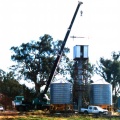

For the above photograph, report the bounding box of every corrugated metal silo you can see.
[50,79,73,104]
[90,79,112,105]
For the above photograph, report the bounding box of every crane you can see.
[41,1,83,100]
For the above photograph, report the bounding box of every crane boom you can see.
[42,1,83,95]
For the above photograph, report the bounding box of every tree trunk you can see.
[35,82,40,96]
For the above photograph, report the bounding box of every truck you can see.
[80,105,108,115]
[32,94,50,110]
[13,95,50,111]
[12,96,32,111]
[39,1,83,110]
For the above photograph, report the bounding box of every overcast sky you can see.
[0,0,120,83]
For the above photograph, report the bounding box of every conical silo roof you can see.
[51,78,71,84]
[92,79,110,84]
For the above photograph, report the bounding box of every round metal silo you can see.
[50,79,73,104]
[90,79,112,105]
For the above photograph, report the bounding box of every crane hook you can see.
[80,10,83,16]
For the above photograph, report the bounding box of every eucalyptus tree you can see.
[95,51,120,103]
[0,70,23,99]
[10,34,70,96]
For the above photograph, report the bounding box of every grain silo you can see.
[90,79,112,109]
[50,78,73,112]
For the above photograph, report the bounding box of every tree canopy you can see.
[95,51,120,103]
[10,34,71,96]
[0,69,35,99]
[0,70,22,99]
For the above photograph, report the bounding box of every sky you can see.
[0,0,120,85]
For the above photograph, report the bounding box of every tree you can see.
[22,84,35,102]
[0,71,23,99]
[0,69,6,81]
[10,34,70,96]
[95,51,120,104]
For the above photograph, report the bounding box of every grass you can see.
[0,110,120,120]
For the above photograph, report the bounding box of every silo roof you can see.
[92,79,110,84]
[51,78,70,83]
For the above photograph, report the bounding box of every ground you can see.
[0,110,120,120]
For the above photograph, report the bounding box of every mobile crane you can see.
[39,1,83,106]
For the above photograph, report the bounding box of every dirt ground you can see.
[0,110,47,119]
[0,110,120,119]
[0,111,24,119]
